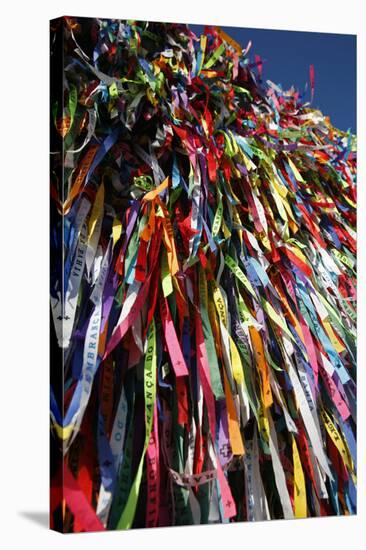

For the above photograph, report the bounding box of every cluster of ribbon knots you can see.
[50,17,356,532]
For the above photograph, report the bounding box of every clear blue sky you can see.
[190,24,356,133]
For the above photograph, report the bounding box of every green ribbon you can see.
[116,319,157,529]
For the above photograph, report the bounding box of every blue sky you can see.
[190,24,356,133]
